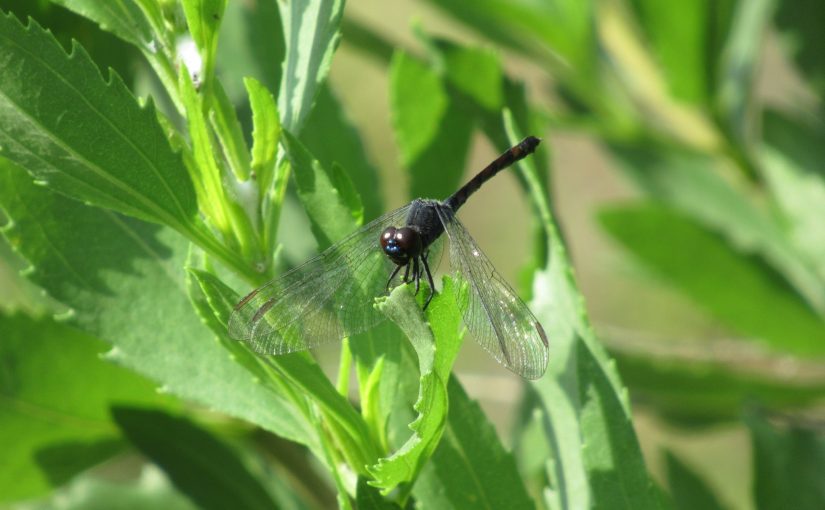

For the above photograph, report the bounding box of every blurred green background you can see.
[2,0,825,509]
[318,5,825,509]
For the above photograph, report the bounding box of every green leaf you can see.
[245,76,281,190]
[0,12,197,233]
[748,414,825,510]
[664,450,727,510]
[424,0,595,76]
[0,163,314,451]
[348,320,419,463]
[610,144,825,314]
[210,80,251,181]
[599,203,825,356]
[112,407,276,510]
[511,387,552,480]
[281,130,363,249]
[181,0,227,84]
[389,51,448,168]
[329,162,365,226]
[0,313,163,502]
[178,65,228,230]
[49,0,182,112]
[406,99,474,202]
[48,0,153,48]
[612,345,825,423]
[277,0,345,134]
[302,84,383,219]
[185,267,281,387]
[576,339,663,509]
[0,240,47,315]
[498,119,660,509]
[630,0,710,104]
[368,278,464,496]
[389,49,475,202]
[438,43,503,111]
[178,68,258,264]
[761,110,825,286]
[189,267,378,472]
[412,377,536,509]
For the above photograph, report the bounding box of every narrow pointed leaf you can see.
[611,144,825,314]
[499,118,662,509]
[277,0,345,134]
[245,76,280,188]
[281,130,363,249]
[599,203,825,356]
[210,81,251,181]
[302,84,383,219]
[181,0,226,61]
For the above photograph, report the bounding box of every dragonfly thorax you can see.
[380,226,423,265]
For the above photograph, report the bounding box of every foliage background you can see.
[1,0,824,509]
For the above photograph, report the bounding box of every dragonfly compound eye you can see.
[380,227,397,250]
[380,226,404,261]
[393,227,422,256]
[379,226,422,265]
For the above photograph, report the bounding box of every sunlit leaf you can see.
[0,13,197,233]
[277,0,344,134]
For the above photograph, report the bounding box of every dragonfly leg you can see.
[413,257,421,295]
[386,264,403,291]
[402,261,411,283]
[422,255,435,310]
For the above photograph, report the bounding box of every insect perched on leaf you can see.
[229,137,549,379]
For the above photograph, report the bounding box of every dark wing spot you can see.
[235,288,260,310]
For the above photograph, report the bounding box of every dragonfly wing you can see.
[228,204,413,355]
[434,203,549,379]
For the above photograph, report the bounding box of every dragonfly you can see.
[229,136,549,379]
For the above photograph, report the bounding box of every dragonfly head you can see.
[380,226,422,265]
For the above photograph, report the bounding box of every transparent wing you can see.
[228,204,413,355]
[435,204,549,379]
